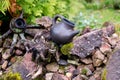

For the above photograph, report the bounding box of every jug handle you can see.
[19,11,23,18]
[53,15,64,25]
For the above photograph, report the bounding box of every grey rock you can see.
[31,66,42,79]
[0,71,2,76]
[52,73,68,80]
[67,59,79,65]
[11,53,38,80]
[93,71,101,80]
[0,39,3,47]
[1,60,8,70]
[72,74,83,80]
[93,58,103,67]
[3,39,12,48]
[108,33,119,47]
[2,49,11,60]
[36,16,52,29]
[45,73,54,80]
[72,69,80,77]
[103,57,108,64]
[12,63,31,80]
[80,58,93,64]
[15,49,23,56]
[93,49,105,60]
[81,75,89,80]
[71,30,103,58]
[58,59,68,66]
[86,64,95,72]
[25,29,40,37]
[100,42,112,55]
[85,67,93,76]
[89,76,96,80]
[65,65,76,73]
[107,48,120,80]
[102,22,115,37]
[71,25,115,58]
[46,62,59,72]
[66,72,72,79]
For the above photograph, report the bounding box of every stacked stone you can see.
[68,25,119,80]
[42,25,119,80]
[0,21,119,80]
[0,39,26,71]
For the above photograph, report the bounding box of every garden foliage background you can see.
[0,0,120,31]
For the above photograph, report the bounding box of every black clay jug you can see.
[50,15,79,45]
[9,12,26,33]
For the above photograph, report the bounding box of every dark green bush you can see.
[113,0,120,9]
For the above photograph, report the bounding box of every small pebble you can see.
[58,59,68,66]
[2,61,8,70]
[45,73,54,80]
[2,49,11,60]
[0,71,2,76]
[46,62,59,72]
[66,72,72,78]
[72,69,80,77]
[15,49,23,56]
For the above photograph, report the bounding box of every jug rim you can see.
[15,18,26,29]
[62,18,75,27]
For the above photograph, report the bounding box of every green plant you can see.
[16,0,69,23]
[101,68,107,80]
[82,0,120,10]
[82,0,103,10]
[115,23,120,36]
[103,0,114,8]
[0,0,10,14]
[101,0,120,9]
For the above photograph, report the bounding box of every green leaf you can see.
[25,0,34,4]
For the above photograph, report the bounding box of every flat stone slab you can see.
[106,48,120,80]
[10,53,38,80]
[71,30,103,58]
[71,25,115,58]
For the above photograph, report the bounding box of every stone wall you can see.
[0,22,119,80]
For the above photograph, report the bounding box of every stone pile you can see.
[44,31,119,80]
[0,19,119,80]
[44,25,118,80]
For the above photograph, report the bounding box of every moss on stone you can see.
[60,43,74,55]
[81,68,87,75]
[3,72,22,80]
[101,68,107,80]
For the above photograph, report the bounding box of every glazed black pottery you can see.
[50,15,79,45]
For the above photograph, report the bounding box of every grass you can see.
[92,9,120,24]
[75,8,120,24]
[94,9,120,35]
[72,8,120,32]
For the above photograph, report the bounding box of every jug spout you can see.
[71,30,80,37]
